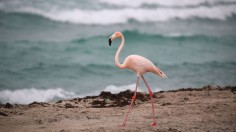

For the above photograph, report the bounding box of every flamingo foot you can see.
[150,122,157,127]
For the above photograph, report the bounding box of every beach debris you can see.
[89,90,150,108]
[0,111,8,116]
[161,102,172,106]
[64,103,77,108]
[159,85,236,93]
[5,103,13,108]
[34,119,43,124]
[60,129,70,132]
[28,101,49,107]
[56,100,63,103]
[168,128,181,132]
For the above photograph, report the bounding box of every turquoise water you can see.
[0,0,236,104]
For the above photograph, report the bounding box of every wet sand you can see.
[0,85,236,132]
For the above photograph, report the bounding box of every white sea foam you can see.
[104,84,143,94]
[99,0,236,7]
[0,85,162,104]
[0,88,76,104]
[104,83,162,94]
[7,4,236,25]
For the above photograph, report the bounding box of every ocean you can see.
[0,0,235,104]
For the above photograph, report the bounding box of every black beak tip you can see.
[109,38,112,46]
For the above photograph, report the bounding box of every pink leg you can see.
[120,77,139,127]
[141,76,157,127]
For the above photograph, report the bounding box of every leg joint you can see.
[149,91,153,97]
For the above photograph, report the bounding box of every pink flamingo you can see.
[109,32,168,127]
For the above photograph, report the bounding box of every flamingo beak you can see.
[109,34,116,46]
[109,37,112,46]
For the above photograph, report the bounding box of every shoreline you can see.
[0,85,236,131]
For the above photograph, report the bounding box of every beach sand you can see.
[0,85,235,132]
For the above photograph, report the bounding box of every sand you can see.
[0,85,236,132]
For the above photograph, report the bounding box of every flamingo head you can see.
[109,32,122,46]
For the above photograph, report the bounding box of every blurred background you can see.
[0,0,235,104]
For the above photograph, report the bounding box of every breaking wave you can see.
[1,4,236,25]
[104,83,162,94]
[0,88,77,104]
[0,84,162,104]
[99,0,236,7]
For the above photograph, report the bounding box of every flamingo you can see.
[108,31,168,127]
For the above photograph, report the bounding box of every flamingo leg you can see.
[141,76,157,126]
[120,77,139,126]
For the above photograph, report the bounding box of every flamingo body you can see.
[123,54,163,77]
[108,31,167,127]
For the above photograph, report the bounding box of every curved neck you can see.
[115,34,125,69]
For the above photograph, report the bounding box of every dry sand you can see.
[0,85,236,132]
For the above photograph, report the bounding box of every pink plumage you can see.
[109,31,167,127]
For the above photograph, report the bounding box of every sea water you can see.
[0,0,235,104]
